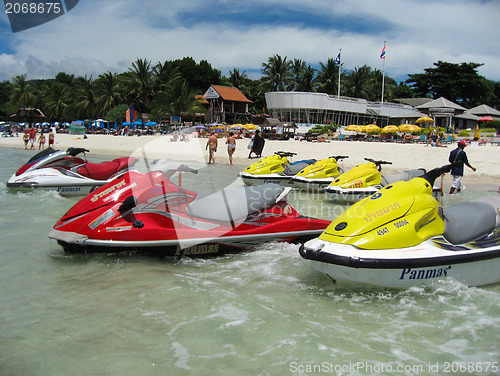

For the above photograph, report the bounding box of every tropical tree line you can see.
[1,55,499,124]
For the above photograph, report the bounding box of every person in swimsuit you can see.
[205,132,218,164]
[48,130,55,148]
[226,132,236,165]
[38,130,46,150]
[23,131,29,150]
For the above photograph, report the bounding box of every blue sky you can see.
[1,0,499,83]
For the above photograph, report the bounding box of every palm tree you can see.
[296,64,317,92]
[316,58,340,95]
[228,68,248,89]
[289,59,306,91]
[127,58,156,112]
[151,80,205,119]
[11,74,33,107]
[153,60,181,93]
[261,54,292,91]
[75,75,97,118]
[345,65,372,99]
[96,71,122,116]
[45,82,68,120]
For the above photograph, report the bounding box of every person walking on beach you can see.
[248,130,264,158]
[29,128,36,150]
[23,131,29,150]
[226,132,236,165]
[206,132,218,164]
[38,130,46,150]
[448,140,476,194]
[48,129,55,148]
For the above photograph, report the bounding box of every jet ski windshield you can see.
[26,147,57,164]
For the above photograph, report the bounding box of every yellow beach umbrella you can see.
[416,116,434,124]
[243,123,258,130]
[398,124,420,132]
[345,124,362,132]
[365,124,380,133]
[474,123,480,139]
[381,125,399,133]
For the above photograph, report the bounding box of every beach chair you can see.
[440,135,455,144]
[412,135,427,143]
[331,134,345,141]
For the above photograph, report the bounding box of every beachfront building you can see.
[203,85,253,124]
[264,92,413,130]
[415,97,467,130]
[264,92,493,131]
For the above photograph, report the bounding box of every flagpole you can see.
[337,49,342,98]
[381,41,386,104]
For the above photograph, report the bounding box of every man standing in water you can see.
[449,140,476,194]
[206,132,218,164]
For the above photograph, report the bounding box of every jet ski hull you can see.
[324,186,380,203]
[299,236,500,288]
[7,168,110,196]
[51,227,324,256]
[325,185,441,204]
[291,176,335,192]
[240,172,295,187]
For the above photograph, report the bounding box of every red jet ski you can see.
[7,147,138,196]
[49,161,330,256]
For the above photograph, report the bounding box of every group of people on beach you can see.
[23,129,54,150]
[205,130,265,165]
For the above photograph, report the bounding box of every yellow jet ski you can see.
[324,158,429,203]
[300,164,500,288]
[291,155,349,191]
[239,151,316,187]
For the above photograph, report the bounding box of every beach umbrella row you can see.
[345,124,423,134]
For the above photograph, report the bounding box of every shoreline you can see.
[1,133,499,188]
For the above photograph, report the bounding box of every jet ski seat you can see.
[186,183,284,223]
[381,169,426,186]
[443,201,497,244]
[284,160,316,175]
[77,157,137,181]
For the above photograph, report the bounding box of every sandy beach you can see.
[1,132,499,188]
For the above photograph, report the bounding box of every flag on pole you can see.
[380,43,386,59]
[334,52,341,65]
[125,106,135,122]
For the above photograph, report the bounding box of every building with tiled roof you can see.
[203,85,253,124]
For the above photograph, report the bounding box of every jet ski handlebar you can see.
[364,158,392,165]
[422,164,454,186]
[274,151,297,157]
[66,147,90,156]
[178,164,198,175]
[330,155,349,160]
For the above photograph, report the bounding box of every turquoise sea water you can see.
[0,147,499,376]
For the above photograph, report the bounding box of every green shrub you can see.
[458,130,470,137]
